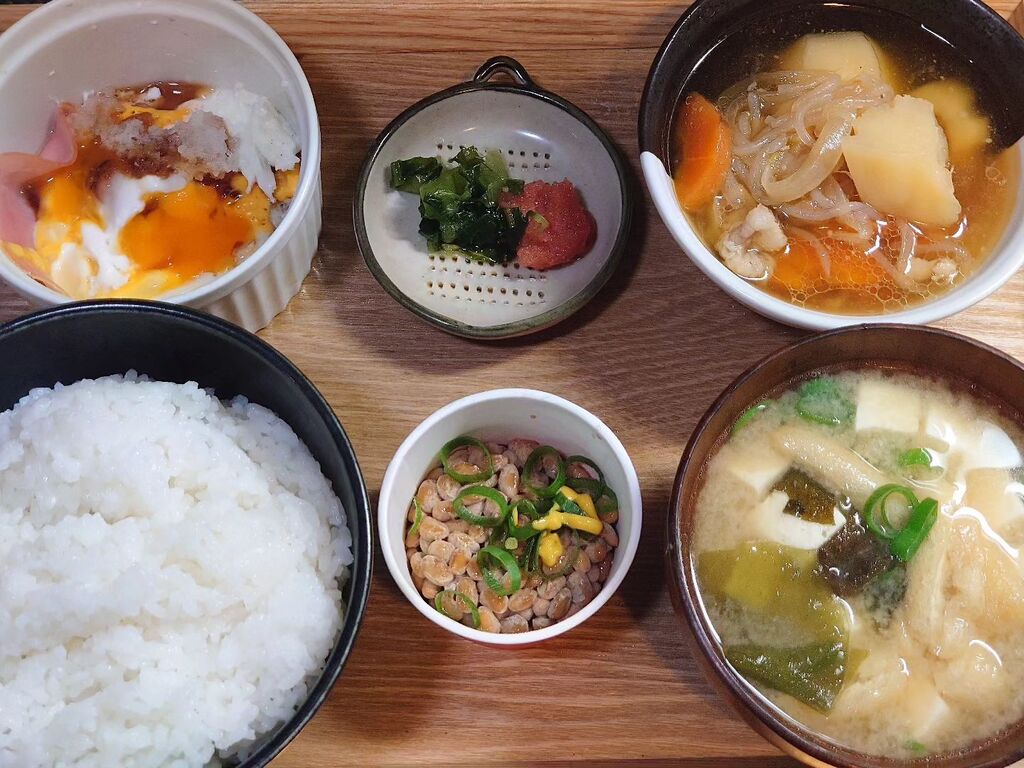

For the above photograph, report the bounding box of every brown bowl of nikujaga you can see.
[668,324,1024,768]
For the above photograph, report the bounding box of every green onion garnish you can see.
[864,485,939,562]
[596,488,618,517]
[440,436,495,484]
[863,484,919,540]
[408,499,425,538]
[733,402,771,434]
[453,486,509,528]
[523,446,566,498]
[891,498,938,563]
[434,590,481,629]
[565,455,606,498]
[507,500,542,540]
[898,448,932,468]
[797,377,854,427]
[478,545,522,597]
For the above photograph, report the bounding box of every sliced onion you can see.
[761,108,856,204]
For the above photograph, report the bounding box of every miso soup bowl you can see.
[668,324,1024,768]
[639,0,1024,331]
[0,0,322,332]
[379,389,642,646]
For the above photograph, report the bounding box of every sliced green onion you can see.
[453,486,509,528]
[891,498,938,562]
[530,212,550,231]
[434,590,481,629]
[863,484,919,540]
[797,377,854,427]
[898,448,933,468]
[526,535,540,573]
[523,446,566,498]
[504,537,518,551]
[905,740,928,758]
[408,499,425,538]
[478,545,522,597]
[508,500,543,540]
[733,402,771,434]
[596,488,618,517]
[440,436,494,484]
[565,455,606,497]
[555,489,584,516]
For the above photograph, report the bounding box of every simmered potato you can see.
[912,80,991,162]
[782,32,889,83]
[842,95,962,227]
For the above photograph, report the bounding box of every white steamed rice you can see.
[0,374,352,768]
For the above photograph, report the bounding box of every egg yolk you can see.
[119,184,255,279]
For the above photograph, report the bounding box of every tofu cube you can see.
[749,490,846,550]
[958,422,1023,472]
[922,402,967,453]
[718,442,790,497]
[855,379,922,435]
[963,468,1024,533]
[842,96,962,227]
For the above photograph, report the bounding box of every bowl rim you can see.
[0,0,322,310]
[637,0,1024,331]
[378,387,642,645]
[667,323,1024,768]
[353,55,635,340]
[0,299,374,768]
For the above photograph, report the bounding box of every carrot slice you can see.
[673,93,732,211]
[771,240,825,293]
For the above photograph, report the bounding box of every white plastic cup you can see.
[379,389,643,646]
[0,0,322,332]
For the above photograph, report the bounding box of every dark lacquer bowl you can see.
[638,0,1024,330]
[668,325,1024,768]
[0,301,373,768]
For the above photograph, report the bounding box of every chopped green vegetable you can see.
[733,402,771,434]
[773,469,840,525]
[530,212,550,231]
[523,446,567,498]
[409,499,425,538]
[507,500,543,540]
[726,641,848,713]
[595,488,618,518]
[434,590,481,628]
[699,543,846,643]
[891,498,938,562]
[389,146,529,264]
[478,545,522,597]
[389,156,442,194]
[440,436,494,484]
[863,484,919,540]
[565,455,607,498]
[898,448,933,468]
[796,377,854,427]
[453,486,509,528]
[905,740,928,757]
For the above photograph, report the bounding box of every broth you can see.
[693,371,1024,758]
[672,18,1020,315]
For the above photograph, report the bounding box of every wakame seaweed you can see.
[389,147,528,264]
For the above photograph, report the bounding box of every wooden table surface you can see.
[2,2,1024,766]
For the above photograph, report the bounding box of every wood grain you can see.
[1,2,1022,766]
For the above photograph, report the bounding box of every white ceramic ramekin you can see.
[0,0,322,332]
[379,389,642,646]
[641,149,1024,331]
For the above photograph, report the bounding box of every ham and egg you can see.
[0,83,301,299]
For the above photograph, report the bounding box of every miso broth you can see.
[672,20,1020,315]
[693,371,1024,758]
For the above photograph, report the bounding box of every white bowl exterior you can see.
[379,389,642,646]
[363,90,623,329]
[641,149,1024,330]
[0,0,322,332]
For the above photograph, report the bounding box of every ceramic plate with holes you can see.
[354,56,632,339]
